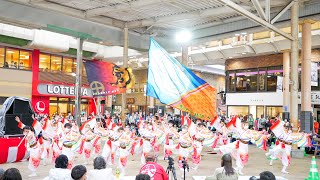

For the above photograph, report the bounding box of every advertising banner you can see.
[311,62,318,86]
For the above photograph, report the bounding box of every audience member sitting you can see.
[2,168,22,180]
[259,171,276,180]
[139,151,168,180]
[136,174,151,180]
[71,165,87,180]
[206,154,238,180]
[44,154,72,180]
[87,156,115,180]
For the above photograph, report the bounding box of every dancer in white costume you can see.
[213,117,251,175]
[117,127,131,175]
[176,125,193,178]
[266,120,292,174]
[16,117,42,177]
[82,124,96,164]
[61,123,80,169]
[140,121,155,164]
[164,120,179,159]
[192,121,215,170]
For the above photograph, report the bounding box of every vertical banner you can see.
[311,62,318,86]
[276,76,283,92]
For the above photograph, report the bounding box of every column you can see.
[282,51,290,120]
[121,24,129,120]
[290,0,299,133]
[301,20,313,133]
[181,45,188,65]
[75,38,84,125]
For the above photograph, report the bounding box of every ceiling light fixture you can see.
[176,30,192,43]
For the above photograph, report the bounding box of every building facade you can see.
[225,50,320,120]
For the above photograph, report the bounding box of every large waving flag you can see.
[84,60,135,96]
[147,38,217,120]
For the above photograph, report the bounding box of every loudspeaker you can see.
[13,100,32,114]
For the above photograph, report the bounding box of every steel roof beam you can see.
[216,0,293,41]
[85,0,163,18]
[251,0,267,20]
[271,0,295,24]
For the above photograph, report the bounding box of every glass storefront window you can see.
[227,71,235,92]
[19,50,32,70]
[227,106,249,117]
[6,48,19,69]
[72,61,77,73]
[82,65,87,76]
[256,106,264,119]
[236,69,258,92]
[63,57,73,73]
[258,68,266,91]
[267,67,283,91]
[39,54,51,71]
[51,55,62,72]
[0,47,5,67]
[266,106,282,119]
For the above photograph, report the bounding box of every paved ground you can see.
[1,145,312,180]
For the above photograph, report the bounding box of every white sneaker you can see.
[43,160,47,166]
[281,166,289,174]
[265,152,270,157]
[28,172,37,177]
[238,171,244,175]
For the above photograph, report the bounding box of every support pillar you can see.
[300,20,314,133]
[282,51,290,120]
[75,38,83,126]
[181,45,188,65]
[121,25,129,120]
[290,0,299,133]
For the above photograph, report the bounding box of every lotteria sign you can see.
[37,83,93,97]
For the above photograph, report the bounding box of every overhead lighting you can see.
[40,57,47,60]
[52,59,60,62]
[241,32,247,35]
[176,30,192,43]
[71,73,76,76]
[242,52,247,55]
[229,57,233,59]
[235,34,240,36]
[6,51,14,54]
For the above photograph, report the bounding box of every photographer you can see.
[139,151,168,180]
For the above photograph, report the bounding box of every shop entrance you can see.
[49,97,89,116]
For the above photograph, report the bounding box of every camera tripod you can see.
[166,157,177,180]
[181,157,189,180]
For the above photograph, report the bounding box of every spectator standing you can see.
[139,152,168,180]
[2,168,22,180]
[71,165,87,180]
[314,119,319,134]
[258,115,266,131]
[205,154,238,180]
[248,114,254,129]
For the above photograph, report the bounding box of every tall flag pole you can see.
[147,38,217,120]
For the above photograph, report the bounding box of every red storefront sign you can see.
[31,96,49,114]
